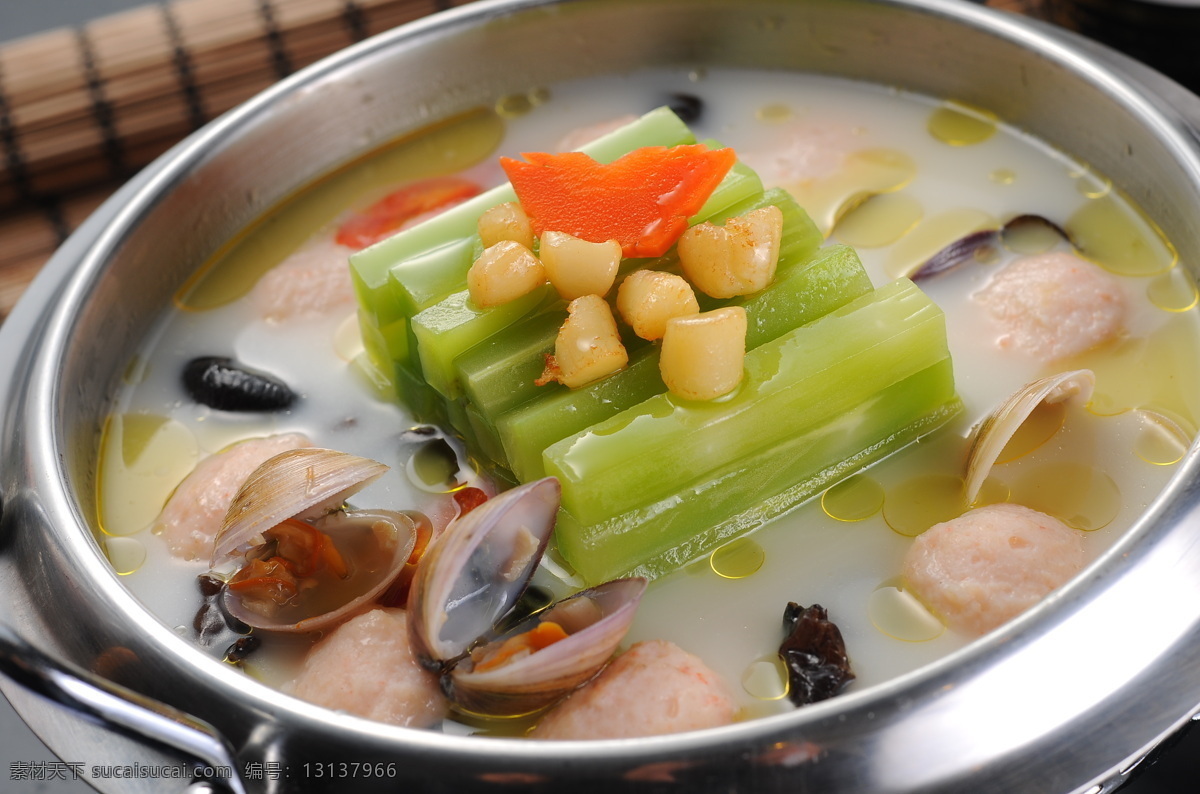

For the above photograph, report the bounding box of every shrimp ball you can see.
[286,608,447,728]
[155,432,312,561]
[529,640,736,740]
[902,503,1087,637]
[974,251,1127,362]
[251,236,357,323]
[741,121,861,184]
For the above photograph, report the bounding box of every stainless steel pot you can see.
[3,1,1200,792]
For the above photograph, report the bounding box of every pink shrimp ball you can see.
[529,639,736,740]
[974,251,1127,362]
[286,608,446,728]
[902,503,1087,637]
[251,236,357,323]
[155,432,312,561]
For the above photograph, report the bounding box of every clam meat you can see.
[212,448,421,633]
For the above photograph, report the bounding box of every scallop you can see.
[213,448,418,633]
[407,477,647,717]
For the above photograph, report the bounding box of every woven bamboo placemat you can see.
[0,0,1038,323]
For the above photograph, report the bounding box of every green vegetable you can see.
[545,277,961,582]
[408,158,763,404]
[463,188,840,460]
[350,107,701,391]
[499,346,666,481]
[411,284,557,399]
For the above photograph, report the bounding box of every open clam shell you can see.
[963,369,1096,504]
[446,577,647,717]
[408,477,562,666]
[212,447,388,565]
[221,508,418,633]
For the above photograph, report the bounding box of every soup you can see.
[96,67,1199,735]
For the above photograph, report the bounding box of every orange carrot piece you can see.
[472,621,570,672]
[500,145,737,259]
[336,176,482,250]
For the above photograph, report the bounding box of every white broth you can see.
[98,68,1199,728]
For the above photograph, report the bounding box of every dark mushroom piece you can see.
[779,602,855,706]
[183,355,297,412]
[665,93,704,125]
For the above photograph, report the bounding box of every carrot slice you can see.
[336,176,482,250]
[471,621,570,672]
[500,145,737,259]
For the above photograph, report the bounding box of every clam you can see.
[213,447,388,565]
[212,448,420,633]
[407,477,647,717]
[910,214,1073,282]
[963,370,1096,504]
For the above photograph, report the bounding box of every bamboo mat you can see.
[0,0,1040,324]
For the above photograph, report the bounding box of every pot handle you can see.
[0,623,247,794]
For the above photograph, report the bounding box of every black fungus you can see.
[666,93,704,125]
[779,602,855,706]
[911,213,1074,282]
[223,636,261,666]
[194,574,253,655]
[182,356,297,412]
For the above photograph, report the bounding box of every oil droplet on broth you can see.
[833,192,923,249]
[996,400,1067,465]
[786,148,917,236]
[176,109,506,310]
[886,208,999,279]
[1069,314,1200,430]
[1133,409,1193,466]
[989,167,1017,185]
[98,413,199,536]
[1147,268,1200,313]
[1065,193,1176,277]
[1070,166,1112,199]
[1003,220,1065,257]
[927,101,998,146]
[1009,461,1121,531]
[496,87,550,119]
[104,537,147,575]
[883,473,1007,537]
[756,103,793,123]
[449,709,544,739]
[710,537,765,579]
[821,474,884,522]
[868,579,943,642]
[883,474,966,537]
[741,654,790,700]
